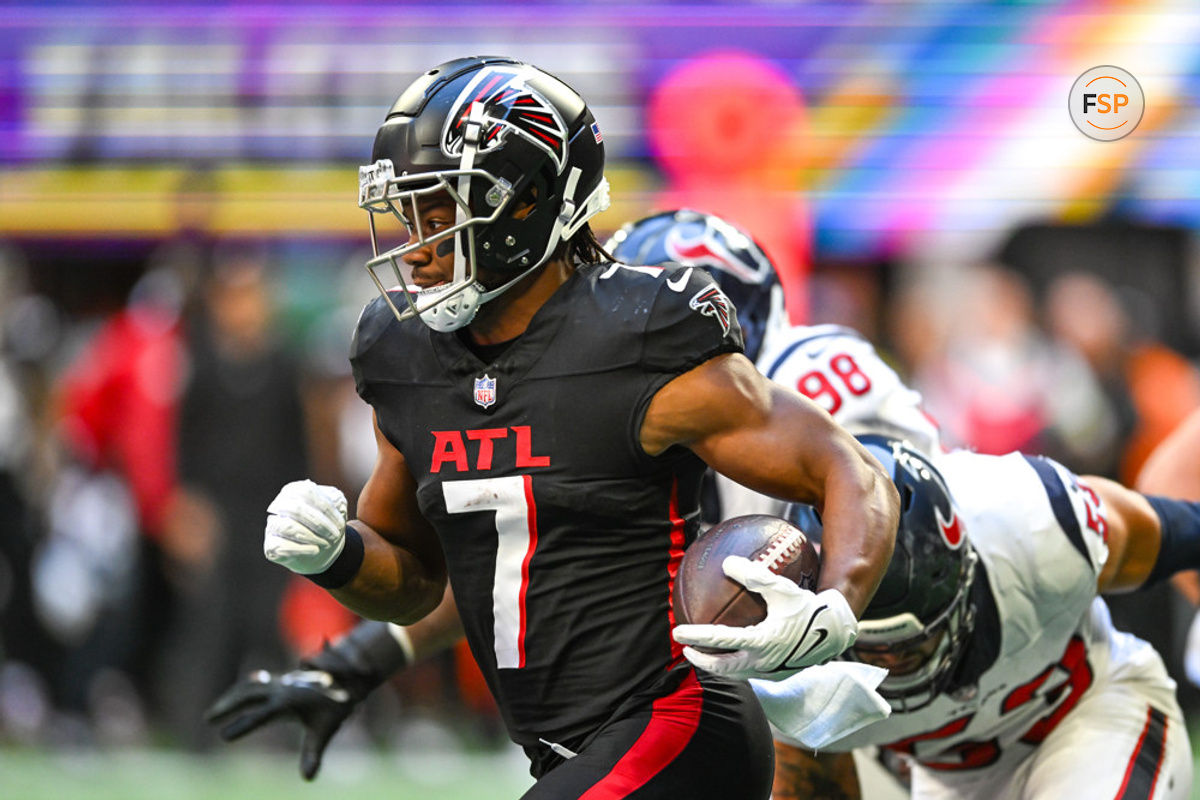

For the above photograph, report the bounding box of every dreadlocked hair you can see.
[556,223,615,266]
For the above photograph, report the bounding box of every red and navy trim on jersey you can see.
[1023,455,1092,565]
[762,325,866,380]
[1114,706,1169,800]
[665,477,687,665]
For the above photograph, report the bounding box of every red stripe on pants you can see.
[578,669,704,800]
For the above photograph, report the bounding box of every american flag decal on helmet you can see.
[591,122,603,144]
[442,66,569,174]
[689,284,732,336]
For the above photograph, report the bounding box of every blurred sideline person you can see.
[747,434,1194,799]
[155,247,311,748]
[237,58,898,799]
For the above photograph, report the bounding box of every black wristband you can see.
[302,620,411,698]
[306,525,365,589]
[1142,495,1200,587]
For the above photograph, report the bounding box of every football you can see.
[673,515,820,645]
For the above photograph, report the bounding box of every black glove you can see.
[205,621,410,780]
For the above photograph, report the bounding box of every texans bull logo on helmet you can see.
[689,284,733,337]
[441,65,570,174]
[892,443,964,548]
[664,217,775,286]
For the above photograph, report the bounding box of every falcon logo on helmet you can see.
[442,66,569,175]
[689,284,733,336]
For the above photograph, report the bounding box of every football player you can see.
[208,207,936,782]
[686,435,1195,799]
[242,57,899,799]
[209,207,923,782]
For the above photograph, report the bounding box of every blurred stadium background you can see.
[4,1,1200,797]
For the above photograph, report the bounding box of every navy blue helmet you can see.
[787,434,977,711]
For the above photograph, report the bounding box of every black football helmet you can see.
[786,434,977,711]
[358,56,610,331]
[605,209,786,362]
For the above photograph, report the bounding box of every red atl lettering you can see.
[513,425,550,468]
[430,431,468,473]
[429,427,551,473]
[467,428,508,470]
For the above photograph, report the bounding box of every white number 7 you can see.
[443,476,537,669]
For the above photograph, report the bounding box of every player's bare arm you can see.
[771,741,861,800]
[333,414,447,623]
[1137,408,1200,605]
[642,351,899,616]
[1091,471,1200,596]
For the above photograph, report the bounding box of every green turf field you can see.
[3,730,1199,800]
[0,746,535,800]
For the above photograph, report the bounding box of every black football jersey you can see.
[351,262,743,747]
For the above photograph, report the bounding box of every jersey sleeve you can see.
[1021,454,1110,579]
[349,294,396,406]
[640,265,744,374]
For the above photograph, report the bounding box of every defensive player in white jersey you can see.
[676,435,1197,799]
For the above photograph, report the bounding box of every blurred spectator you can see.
[155,245,311,749]
[1041,265,1200,488]
[907,263,1117,465]
[39,259,186,743]
[0,245,60,743]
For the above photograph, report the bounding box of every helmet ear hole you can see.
[901,485,916,512]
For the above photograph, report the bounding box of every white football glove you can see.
[1185,609,1200,688]
[264,480,349,575]
[672,555,858,680]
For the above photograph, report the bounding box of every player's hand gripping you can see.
[206,622,408,780]
[264,479,348,574]
[672,555,858,680]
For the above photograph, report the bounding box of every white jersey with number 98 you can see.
[718,324,941,519]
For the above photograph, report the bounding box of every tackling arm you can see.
[1136,408,1200,605]
[1091,470,1200,595]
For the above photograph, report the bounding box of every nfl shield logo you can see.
[473,374,497,409]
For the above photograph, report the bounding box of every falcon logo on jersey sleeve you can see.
[442,66,569,174]
[689,285,732,336]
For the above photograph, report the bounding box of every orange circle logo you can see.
[1069,66,1144,141]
